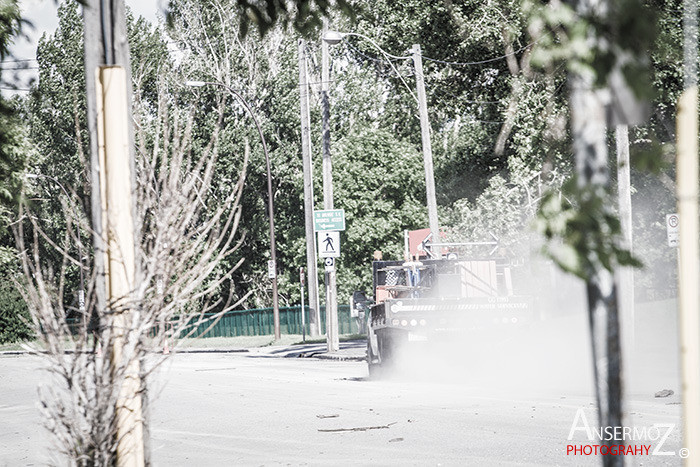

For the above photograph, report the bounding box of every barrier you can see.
[65,305,360,338]
[184,305,357,338]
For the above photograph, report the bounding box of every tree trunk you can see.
[570,75,624,467]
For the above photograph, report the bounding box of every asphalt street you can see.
[0,342,684,466]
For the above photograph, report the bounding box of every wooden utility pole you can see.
[676,86,700,467]
[616,125,635,363]
[321,22,339,352]
[96,66,144,466]
[677,0,700,458]
[83,1,146,464]
[412,44,440,255]
[298,39,321,337]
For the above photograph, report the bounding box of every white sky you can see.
[6,0,165,91]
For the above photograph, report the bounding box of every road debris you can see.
[389,438,404,443]
[316,414,340,419]
[318,422,397,433]
[655,389,674,398]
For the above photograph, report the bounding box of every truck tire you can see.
[367,331,382,378]
[368,329,398,378]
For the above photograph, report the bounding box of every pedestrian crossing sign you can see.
[318,231,340,258]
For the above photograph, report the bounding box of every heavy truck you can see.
[364,256,533,376]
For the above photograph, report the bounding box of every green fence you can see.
[65,305,360,339]
[182,305,358,338]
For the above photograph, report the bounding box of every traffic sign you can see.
[318,231,340,258]
[324,257,335,269]
[267,260,276,279]
[314,209,345,231]
[667,213,679,247]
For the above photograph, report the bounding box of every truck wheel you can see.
[367,334,383,378]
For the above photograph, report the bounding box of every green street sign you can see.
[314,209,345,231]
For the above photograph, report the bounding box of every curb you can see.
[283,350,366,362]
[312,353,367,362]
[1,346,365,360]
[0,348,251,356]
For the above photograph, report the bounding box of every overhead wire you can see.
[1,66,39,70]
[421,40,536,66]
[0,86,31,91]
[0,58,37,64]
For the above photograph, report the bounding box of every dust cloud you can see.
[374,259,680,401]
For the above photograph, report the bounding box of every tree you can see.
[330,127,428,297]
[528,0,657,463]
[13,3,251,463]
[0,0,32,344]
[16,65,247,467]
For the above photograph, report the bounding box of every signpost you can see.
[667,213,680,247]
[299,267,305,343]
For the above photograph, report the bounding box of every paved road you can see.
[0,349,684,466]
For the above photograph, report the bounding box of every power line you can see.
[344,41,409,65]
[421,41,536,66]
[0,58,37,64]
[0,86,31,91]
[1,66,39,70]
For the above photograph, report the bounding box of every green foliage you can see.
[0,103,29,217]
[331,127,427,296]
[525,0,656,94]
[338,0,524,203]
[235,0,352,37]
[448,174,534,258]
[0,0,32,344]
[0,268,32,344]
[536,178,642,279]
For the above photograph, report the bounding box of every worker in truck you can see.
[402,254,424,297]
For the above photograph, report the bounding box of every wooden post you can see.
[412,44,440,255]
[676,87,700,466]
[677,0,700,460]
[97,66,144,467]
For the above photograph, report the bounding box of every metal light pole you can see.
[186,80,281,341]
[323,31,440,255]
[25,173,86,312]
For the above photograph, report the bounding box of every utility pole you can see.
[321,22,340,352]
[412,44,440,255]
[616,125,635,367]
[676,0,700,459]
[298,39,321,337]
[97,66,145,467]
[83,0,147,464]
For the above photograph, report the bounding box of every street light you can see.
[322,31,418,103]
[322,31,440,256]
[25,173,86,312]
[185,80,281,340]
